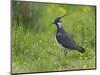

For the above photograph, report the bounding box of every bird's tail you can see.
[74,45,85,53]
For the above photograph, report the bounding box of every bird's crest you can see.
[52,14,67,24]
[56,14,67,21]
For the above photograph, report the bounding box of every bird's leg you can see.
[57,47,62,61]
[64,49,67,56]
[59,48,61,60]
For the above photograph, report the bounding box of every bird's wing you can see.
[56,32,76,49]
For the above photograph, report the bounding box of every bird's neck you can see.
[56,22,64,30]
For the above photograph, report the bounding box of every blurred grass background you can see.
[12,1,96,73]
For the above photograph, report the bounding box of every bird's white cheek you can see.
[57,22,63,28]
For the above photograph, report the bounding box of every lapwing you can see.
[52,15,85,56]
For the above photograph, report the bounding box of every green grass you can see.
[12,23,96,73]
[12,2,96,74]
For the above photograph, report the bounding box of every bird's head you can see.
[52,14,67,25]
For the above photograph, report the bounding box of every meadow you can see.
[12,1,96,73]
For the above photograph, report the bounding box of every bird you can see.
[52,14,85,56]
